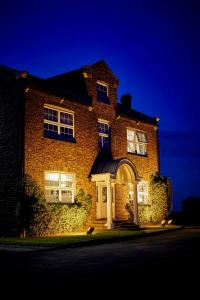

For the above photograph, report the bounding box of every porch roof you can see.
[91,159,122,176]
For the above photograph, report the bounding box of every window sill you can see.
[44,132,76,143]
[138,203,151,206]
[47,202,75,206]
[127,152,147,157]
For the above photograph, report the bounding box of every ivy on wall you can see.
[17,175,92,237]
[138,172,169,225]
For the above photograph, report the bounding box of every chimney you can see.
[120,93,132,109]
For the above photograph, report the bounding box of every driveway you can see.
[1,228,200,294]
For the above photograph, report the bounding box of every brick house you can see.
[0,60,169,235]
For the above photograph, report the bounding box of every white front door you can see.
[96,184,115,219]
[96,184,107,219]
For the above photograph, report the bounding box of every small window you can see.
[97,82,109,104]
[127,129,147,155]
[98,120,110,149]
[137,181,149,205]
[44,172,75,203]
[44,106,74,142]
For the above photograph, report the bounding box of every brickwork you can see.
[0,61,164,235]
[115,184,129,220]
[111,116,159,180]
[0,78,24,235]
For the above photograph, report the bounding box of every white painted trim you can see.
[44,105,75,138]
[44,103,74,114]
[98,118,110,124]
[97,81,109,96]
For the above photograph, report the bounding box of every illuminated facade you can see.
[0,61,168,234]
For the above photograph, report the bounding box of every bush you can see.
[17,175,92,237]
[149,172,169,224]
[16,174,46,236]
[31,188,92,236]
[139,173,170,225]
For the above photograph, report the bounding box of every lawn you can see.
[0,227,178,247]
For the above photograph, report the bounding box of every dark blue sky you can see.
[1,0,200,211]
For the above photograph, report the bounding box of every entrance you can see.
[96,183,115,219]
[116,163,138,223]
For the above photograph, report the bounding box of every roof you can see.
[0,65,92,106]
[117,103,158,126]
[0,63,158,125]
[91,159,122,176]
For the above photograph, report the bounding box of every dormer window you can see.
[97,81,109,104]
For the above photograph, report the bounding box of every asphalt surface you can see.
[1,228,200,295]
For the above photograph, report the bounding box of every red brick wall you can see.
[111,116,159,180]
[24,89,98,222]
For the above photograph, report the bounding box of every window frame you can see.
[98,119,110,149]
[137,181,149,205]
[96,81,109,104]
[44,171,76,204]
[127,128,147,156]
[44,104,75,141]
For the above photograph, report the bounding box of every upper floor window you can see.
[137,181,149,205]
[98,120,110,149]
[44,172,75,203]
[97,81,109,104]
[44,105,75,142]
[127,129,147,155]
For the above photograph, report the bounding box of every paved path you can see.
[1,228,200,295]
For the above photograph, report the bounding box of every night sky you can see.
[1,0,200,211]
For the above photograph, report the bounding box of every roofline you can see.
[117,112,158,126]
[26,84,92,106]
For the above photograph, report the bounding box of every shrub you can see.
[16,174,46,236]
[31,188,92,236]
[139,172,170,225]
[17,175,92,237]
[149,172,169,224]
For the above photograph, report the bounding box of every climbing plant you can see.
[17,175,92,237]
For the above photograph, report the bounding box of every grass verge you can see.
[0,226,178,247]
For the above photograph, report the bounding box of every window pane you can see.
[138,144,146,155]
[127,141,136,153]
[102,186,107,202]
[60,174,74,188]
[98,122,109,134]
[137,182,148,204]
[60,127,73,137]
[60,112,73,126]
[44,123,58,133]
[45,189,59,202]
[97,83,109,103]
[61,190,73,203]
[44,108,58,122]
[137,132,147,143]
[127,129,134,141]
[45,173,59,187]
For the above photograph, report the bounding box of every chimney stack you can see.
[120,93,132,109]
